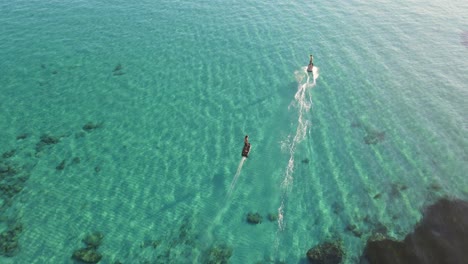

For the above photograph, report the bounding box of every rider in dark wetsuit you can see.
[307,54,314,72]
[242,135,251,157]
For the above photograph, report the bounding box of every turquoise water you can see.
[1,0,467,263]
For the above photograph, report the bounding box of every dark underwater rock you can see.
[36,134,60,152]
[113,63,122,72]
[16,133,28,140]
[0,223,23,257]
[39,135,59,145]
[72,248,102,263]
[83,122,102,132]
[0,159,29,210]
[113,63,124,76]
[362,198,468,264]
[2,150,16,159]
[306,240,344,264]
[203,244,233,264]
[0,163,17,176]
[268,213,279,222]
[302,158,310,164]
[72,157,81,165]
[0,183,24,198]
[247,212,262,224]
[71,232,104,263]
[56,160,66,171]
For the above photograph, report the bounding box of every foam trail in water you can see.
[227,156,247,197]
[277,66,319,231]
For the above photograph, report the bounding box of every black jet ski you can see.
[242,143,251,158]
[307,54,314,72]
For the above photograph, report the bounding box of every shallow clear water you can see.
[0,0,467,263]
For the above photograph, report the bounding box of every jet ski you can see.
[307,54,314,72]
[242,143,251,158]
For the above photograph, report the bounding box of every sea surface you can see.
[0,0,467,263]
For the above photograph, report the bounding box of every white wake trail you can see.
[277,66,319,231]
[227,156,247,197]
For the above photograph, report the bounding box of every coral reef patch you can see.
[267,212,278,222]
[0,223,23,257]
[0,145,33,257]
[112,63,124,76]
[0,123,107,259]
[82,122,103,132]
[202,244,233,264]
[306,240,345,264]
[246,212,262,224]
[72,232,104,263]
[2,150,16,159]
[35,134,60,153]
[72,157,81,165]
[72,248,102,264]
[16,134,28,140]
[56,159,66,171]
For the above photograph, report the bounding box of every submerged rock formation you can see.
[72,232,104,263]
[0,143,35,257]
[35,134,60,153]
[16,133,28,140]
[306,240,344,264]
[72,248,102,263]
[56,160,66,171]
[246,212,262,224]
[202,244,233,264]
[0,223,23,257]
[82,122,103,132]
[267,213,279,222]
[2,150,16,159]
[362,198,468,264]
[112,63,124,76]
